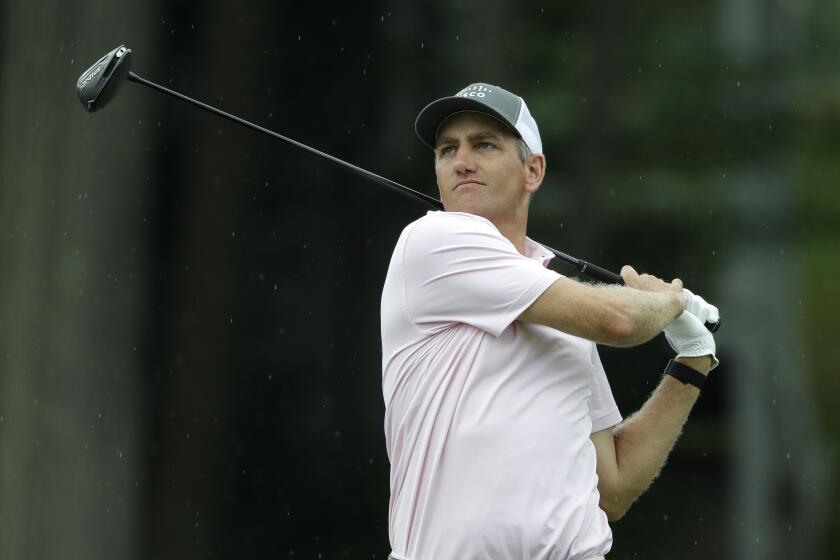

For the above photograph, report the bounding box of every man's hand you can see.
[682,288,720,325]
[622,266,720,329]
[620,265,684,295]
[664,311,719,370]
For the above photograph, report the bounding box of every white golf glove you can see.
[682,288,720,325]
[664,311,719,370]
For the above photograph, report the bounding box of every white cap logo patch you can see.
[456,85,493,98]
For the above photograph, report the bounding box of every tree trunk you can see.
[0,2,160,559]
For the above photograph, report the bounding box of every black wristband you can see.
[664,359,707,391]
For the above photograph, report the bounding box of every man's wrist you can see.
[665,359,707,390]
[674,355,712,376]
[671,291,685,320]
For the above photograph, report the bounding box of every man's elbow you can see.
[603,504,628,523]
[599,492,633,522]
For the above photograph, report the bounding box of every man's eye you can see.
[439,146,455,157]
[477,142,495,150]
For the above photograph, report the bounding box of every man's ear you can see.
[525,154,546,194]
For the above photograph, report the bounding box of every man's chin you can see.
[444,202,492,221]
[444,193,474,212]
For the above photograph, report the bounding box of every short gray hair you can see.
[516,139,533,163]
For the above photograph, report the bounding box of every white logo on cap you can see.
[456,84,492,98]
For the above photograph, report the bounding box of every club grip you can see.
[577,260,625,285]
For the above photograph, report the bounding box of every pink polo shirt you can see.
[381,211,622,560]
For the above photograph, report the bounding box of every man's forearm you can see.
[608,356,710,514]
[518,271,684,347]
[595,284,684,347]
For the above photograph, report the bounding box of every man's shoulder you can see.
[403,211,501,243]
[392,211,517,275]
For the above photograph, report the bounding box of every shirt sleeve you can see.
[402,212,560,337]
[588,344,623,433]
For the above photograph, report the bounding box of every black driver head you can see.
[76,45,133,112]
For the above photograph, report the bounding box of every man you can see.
[380,83,719,560]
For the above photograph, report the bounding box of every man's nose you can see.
[452,148,476,174]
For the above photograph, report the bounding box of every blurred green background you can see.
[1,1,838,558]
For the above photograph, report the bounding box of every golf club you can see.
[76,45,720,333]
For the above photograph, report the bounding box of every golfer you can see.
[381,83,719,560]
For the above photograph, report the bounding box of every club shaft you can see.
[126,71,619,284]
[128,72,440,209]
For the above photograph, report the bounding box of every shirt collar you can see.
[523,237,554,268]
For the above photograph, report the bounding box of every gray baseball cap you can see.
[415,83,542,154]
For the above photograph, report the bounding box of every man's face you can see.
[434,112,539,221]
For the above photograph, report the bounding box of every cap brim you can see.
[414,96,521,150]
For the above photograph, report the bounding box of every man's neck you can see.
[490,214,528,255]
[442,202,530,255]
